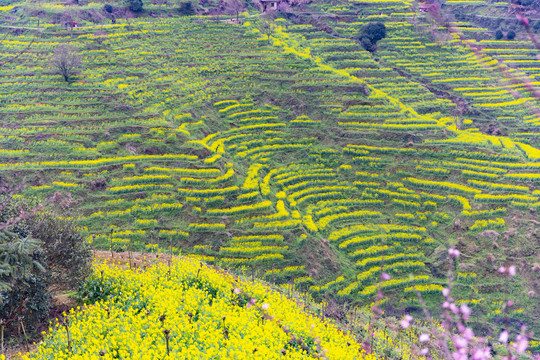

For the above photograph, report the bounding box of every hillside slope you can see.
[0,0,538,339]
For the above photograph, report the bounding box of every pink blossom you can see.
[442,288,450,297]
[448,248,460,258]
[250,298,257,305]
[453,335,468,349]
[499,330,509,344]
[463,327,474,340]
[460,304,471,320]
[514,334,528,354]
[261,303,269,311]
[419,334,430,342]
[516,14,529,26]
[381,272,391,280]
[507,300,514,307]
[452,351,467,360]
[400,319,410,329]
[233,288,241,294]
[471,347,492,360]
[508,265,516,276]
[443,301,450,309]
[401,315,413,329]
[419,348,429,356]
[498,266,506,274]
[450,303,460,314]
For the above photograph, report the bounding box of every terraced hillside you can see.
[0,0,539,337]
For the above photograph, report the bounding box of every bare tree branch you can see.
[51,45,81,82]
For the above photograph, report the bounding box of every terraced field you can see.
[1,0,539,336]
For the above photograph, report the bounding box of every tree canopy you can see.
[358,22,387,52]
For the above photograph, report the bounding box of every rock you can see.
[476,230,500,242]
[467,243,479,253]
[458,263,476,272]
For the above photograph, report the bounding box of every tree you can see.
[358,22,386,52]
[29,212,91,289]
[127,0,144,12]
[259,20,272,44]
[224,0,243,21]
[104,3,114,13]
[176,1,198,15]
[0,192,92,346]
[51,45,81,82]
[0,195,48,343]
[507,29,516,40]
[495,29,503,40]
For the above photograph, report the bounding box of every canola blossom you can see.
[25,259,373,360]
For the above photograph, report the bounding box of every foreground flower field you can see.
[24,258,374,360]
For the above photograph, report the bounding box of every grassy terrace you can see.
[0,0,539,339]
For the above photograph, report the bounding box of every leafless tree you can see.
[51,45,81,82]
[224,0,244,22]
[259,20,272,44]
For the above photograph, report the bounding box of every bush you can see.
[177,1,195,15]
[495,29,503,40]
[104,3,113,13]
[29,212,92,289]
[358,22,386,52]
[0,195,49,338]
[507,30,516,40]
[127,0,143,12]
[0,194,91,342]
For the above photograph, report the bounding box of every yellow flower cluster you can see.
[405,177,481,195]
[316,210,382,230]
[107,184,174,194]
[207,200,272,216]
[469,218,506,231]
[177,186,240,198]
[447,194,472,210]
[0,154,197,170]
[145,167,221,176]
[25,260,372,360]
[467,179,529,193]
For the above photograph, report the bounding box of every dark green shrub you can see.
[75,273,115,304]
[104,3,114,13]
[507,30,516,40]
[0,194,91,342]
[177,1,195,15]
[29,212,92,289]
[495,29,503,40]
[127,0,143,12]
[358,22,386,52]
[0,196,49,339]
